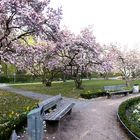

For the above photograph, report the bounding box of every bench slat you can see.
[38,95,62,107]
[44,103,75,121]
[104,85,126,91]
[109,90,130,94]
[38,95,62,113]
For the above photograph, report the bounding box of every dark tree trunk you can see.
[42,79,52,87]
[123,75,133,87]
[74,76,83,89]
[45,80,52,87]
[62,72,66,82]
[103,72,109,80]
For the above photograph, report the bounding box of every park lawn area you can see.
[11,79,140,98]
[0,89,38,124]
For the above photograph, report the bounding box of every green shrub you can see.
[80,89,106,99]
[0,76,10,83]
[0,113,27,140]
[118,97,140,138]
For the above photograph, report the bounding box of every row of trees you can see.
[0,0,140,88]
[2,27,103,88]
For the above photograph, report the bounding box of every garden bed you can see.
[118,97,140,139]
[0,90,38,140]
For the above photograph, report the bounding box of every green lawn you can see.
[0,90,38,123]
[12,79,140,98]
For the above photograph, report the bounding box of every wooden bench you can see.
[27,95,75,140]
[104,85,131,99]
[38,95,75,121]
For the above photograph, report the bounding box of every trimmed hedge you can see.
[80,90,106,99]
[118,97,140,138]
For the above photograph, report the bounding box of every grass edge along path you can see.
[11,79,138,98]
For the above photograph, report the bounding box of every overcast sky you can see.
[51,0,140,49]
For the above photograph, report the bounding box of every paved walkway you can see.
[1,84,140,140]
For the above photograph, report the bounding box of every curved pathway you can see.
[0,84,140,140]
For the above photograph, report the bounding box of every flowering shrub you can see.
[118,97,140,138]
[0,90,38,140]
[127,102,140,131]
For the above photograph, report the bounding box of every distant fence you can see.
[0,74,64,83]
[0,74,41,83]
[0,73,121,83]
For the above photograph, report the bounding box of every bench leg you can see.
[45,120,60,133]
[46,120,59,126]
[124,92,129,96]
[67,109,72,115]
[107,93,111,99]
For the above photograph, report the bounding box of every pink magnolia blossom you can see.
[109,45,140,85]
[0,0,62,56]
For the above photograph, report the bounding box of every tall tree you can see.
[111,45,140,86]
[55,27,101,89]
[96,45,115,79]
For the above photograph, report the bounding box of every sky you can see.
[51,0,140,49]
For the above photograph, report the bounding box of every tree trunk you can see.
[42,79,52,87]
[103,72,109,80]
[45,80,52,87]
[74,76,83,89]
[62,72,66,82]
[125,77,132,87]
[87,73,91,80]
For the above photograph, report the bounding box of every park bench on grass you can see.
[104,85,131,99]
[27,95,75,140]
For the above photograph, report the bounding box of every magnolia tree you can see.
[55,27,102,89]
[2,43,62,86]
[111,45,140,86]
[96,45,116,79]
[0,0,62,59]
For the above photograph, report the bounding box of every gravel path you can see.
[1,84,140,140]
